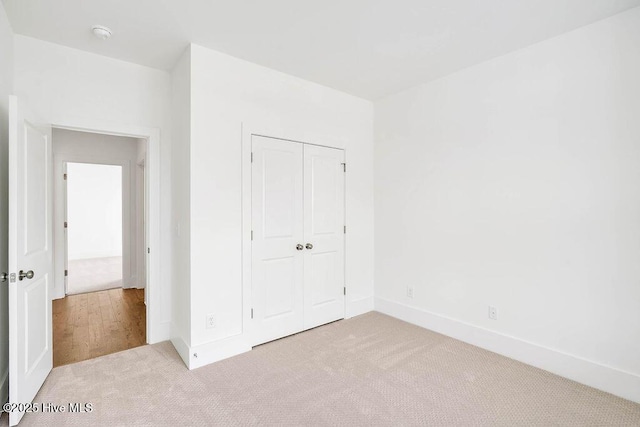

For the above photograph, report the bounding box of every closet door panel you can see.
[303,144,345,330]
[251,136,304,345]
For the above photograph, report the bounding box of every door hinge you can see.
[251,230,254,240]
[64,221,68,228]
[251,308,254,319]
[63,173,67,180]
[344,225,346,234]
[341,163,346,172]
[251,152,254,163]
[64,269,68,277]
[147,248,150,254]
[344,287,346,295]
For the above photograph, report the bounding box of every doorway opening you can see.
[52,129,148,367]
[66,162,124,294]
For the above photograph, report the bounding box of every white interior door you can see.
[303,144,345,329]
[8,96,53,426]
[251,135,304,345]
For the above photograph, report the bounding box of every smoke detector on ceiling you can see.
[91,25,112,40]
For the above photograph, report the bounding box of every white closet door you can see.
[251,136,304,345]
[303,144,345,330]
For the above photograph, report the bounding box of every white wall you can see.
[183,44,374,367]
[67,163,123,260]
[0,1,12,406]
[170,47,191,353]
[374,7,640,402]
[14,36,172,341]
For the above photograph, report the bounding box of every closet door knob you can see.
[305,243,313,250]
[296,244,304,251]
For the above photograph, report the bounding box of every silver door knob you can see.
[296,244,304,251]
[305,243,313,250]
[1,272,7,282]
[18,270,34,281]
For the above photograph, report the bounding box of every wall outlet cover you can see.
[206,314,216,329]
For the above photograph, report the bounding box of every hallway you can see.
[53,288,146,367]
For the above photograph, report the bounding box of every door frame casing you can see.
[241,122,347,346]
[50,118,162,344]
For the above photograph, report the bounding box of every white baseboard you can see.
[0,367,8,405]
[188,335,251,370]
[122,275,136,289]
[122,276,146,290]
[347,296,374,318]
[375,297,640,403]
[170,330,251,370]
[170,335,191,368]
[52,289,65,300]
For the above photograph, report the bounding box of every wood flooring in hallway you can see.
[53,288,146,367]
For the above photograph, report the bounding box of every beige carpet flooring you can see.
[5,312,640,426]
[67,256,123,295]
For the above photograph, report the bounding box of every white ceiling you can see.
[4,0,640,99]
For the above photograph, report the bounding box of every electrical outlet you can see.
[488,306,498,320]
[407,285,414,299]
[206,314,216,329]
